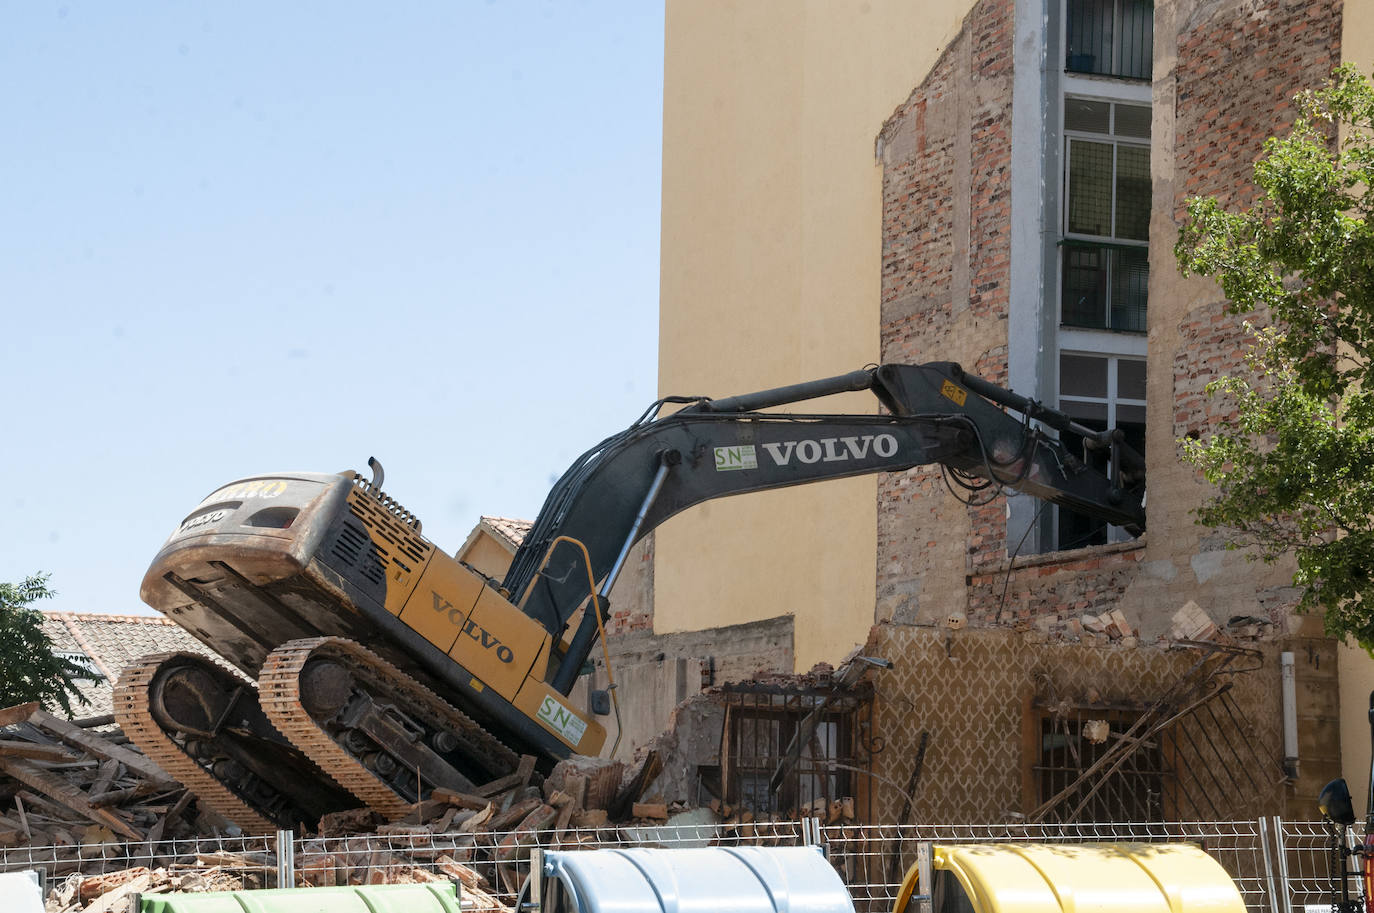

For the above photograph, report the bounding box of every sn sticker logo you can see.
[714,445,758,471]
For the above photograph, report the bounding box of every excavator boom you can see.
[509,362,1145,691]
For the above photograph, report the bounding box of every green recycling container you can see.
[139,883,460,913]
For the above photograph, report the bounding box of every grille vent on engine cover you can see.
[329,521,387,587]
[324,483,435,603]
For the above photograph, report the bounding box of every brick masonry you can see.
[877,0,1341,640]
[877,0,1017,628]
[873,0,1344,814]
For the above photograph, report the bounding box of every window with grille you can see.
[1060,98,1150,333]
[719,685,870,818]
[1065,0,1153,80]
[1055,352,1145,550]
[1033,707,1169,822]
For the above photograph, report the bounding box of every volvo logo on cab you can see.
[761,433,899,466]
[462,619,514,664]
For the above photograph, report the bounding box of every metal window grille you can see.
[719,682,874,821]
[1033,707,1168,822]
[1060,242,1148,332]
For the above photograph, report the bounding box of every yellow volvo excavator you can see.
[116,362,1147,833]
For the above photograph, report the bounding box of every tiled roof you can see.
[480,516,531,550]
[40,611,219,718]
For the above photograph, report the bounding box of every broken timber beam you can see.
[0,703,39,728]
[473,755,536,798]
[0,757,141,839]
[431,787,493,811]
[28,708,175,786]
[0,739,81,762]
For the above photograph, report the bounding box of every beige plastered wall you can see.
[1339,8,1374,815]
[657,1,976,670]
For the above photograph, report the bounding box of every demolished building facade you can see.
[594,0,1361,825]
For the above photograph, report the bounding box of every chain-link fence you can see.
[0,818,1358,912]
[823,819,1279,913]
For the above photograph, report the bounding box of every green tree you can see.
[1177,64,1374,649]
[0,575,88,715]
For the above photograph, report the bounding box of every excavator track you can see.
[259,637,522,821]
[114,653,278,835]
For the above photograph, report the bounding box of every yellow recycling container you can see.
[894,843,1246,913]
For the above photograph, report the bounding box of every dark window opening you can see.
[1055,353,1145,551]
[1061,243,1148,332]
[1066,0,1154,80]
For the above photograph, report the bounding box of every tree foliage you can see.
[1177,64,1374,649]
[0,575,88,716]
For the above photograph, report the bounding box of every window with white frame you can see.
[1020,0,1151,556]
[1055,352,1146,549]
[1061,98,1150,333]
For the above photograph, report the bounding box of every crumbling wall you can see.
[575,616,794,761]
[876,0,1015,627]
[865,626,1288,823]
[875,0,1343,643]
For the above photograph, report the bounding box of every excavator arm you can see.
[504,362,1146,693]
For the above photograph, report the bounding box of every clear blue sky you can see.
[1,3,664,614]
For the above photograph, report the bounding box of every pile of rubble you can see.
[44,852,509,912]
[0,695,860,911]
[0,702,203,848]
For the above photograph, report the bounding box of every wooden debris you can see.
[630,801,668,821]
[473,755,537,798]
[319,807,385,836]
[28,709,174,786]
[0,702,40,728]
[78,868,150,906]
[610,749,661,820]
[0,739,81,762]
[0,757,140,839]
[83,871,151,913]
[431,786,492,810]
[486,796,542,833]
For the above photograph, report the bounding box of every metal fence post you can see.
[1260,817,1279,913]
[528,847,543,913]
[276,829,295,889]
[1272,817,1293,913]
[916,842,933,913]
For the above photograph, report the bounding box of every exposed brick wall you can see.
[879,51,958,335]
[1174,0,1341,215]
[1172,303,1252,444]
[1154,0,1340,673]
[606,535,654,636]
[876,0,1341,652]
[876,0,1016,627]
[967,0,1013,325]
[968,544,1143,633]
